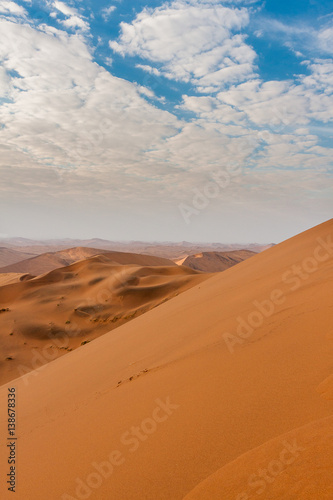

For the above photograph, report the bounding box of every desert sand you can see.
[0,220,332,499]
[0,274,31,287]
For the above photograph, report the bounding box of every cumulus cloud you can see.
[110,0,256,90]
[53,0,89,31]
[0,1,26,16]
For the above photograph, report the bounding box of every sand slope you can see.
[0,247,35,268]
[0,254,208,386]
[179,249,256,272]
[0,247,177,276]
[0,220,332,499]
[183,415,333,499]
[0,273,32,287]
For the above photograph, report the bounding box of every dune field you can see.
[0,219,331,499]
[0,252,209,386]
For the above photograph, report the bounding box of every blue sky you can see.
[0,0,332,242]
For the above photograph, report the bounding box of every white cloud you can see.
[0,1,26,16]
[136,64,161,77]
[101,5,116,22]
[53,1,77,17]
[254,17,333,58]
[318,27,333,54]
[104,56,113,67]
[110,1,256,91]
[0,66,11,97]
[53,1,89,32]
[61,15,89,31]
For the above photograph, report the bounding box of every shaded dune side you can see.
[181,249,256,272]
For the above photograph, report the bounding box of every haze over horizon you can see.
[0,0,332,242]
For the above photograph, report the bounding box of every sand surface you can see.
[0,220,332,499]
[0,274,31,287]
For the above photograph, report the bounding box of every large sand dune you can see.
[0,247,177,276]
[0,220,332,499]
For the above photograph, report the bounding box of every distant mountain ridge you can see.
[0,238,275,261]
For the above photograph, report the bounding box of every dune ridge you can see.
[0,247,177,276]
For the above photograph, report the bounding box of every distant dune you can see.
[179,249,256,272]
[0,238,275,261]
[0,247,177,276]
[0,247,36,268]
[0,220,331,499]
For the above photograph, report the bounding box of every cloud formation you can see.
[0,0,331,241]
[110,1,256,91]
[53,0,89,31]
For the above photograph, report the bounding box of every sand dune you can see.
[179,249,256,272]
[0,247,36,268]
[0,254,208,386]
[0,220,331,499]
[0,247,177,276]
